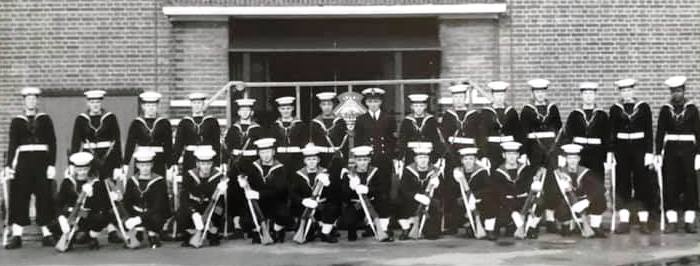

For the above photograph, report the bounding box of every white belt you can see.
[527,131,556,139]
[314,146,339,153]
[664,134,696,143]
[488,136,514,143]
[133,206,145,213]
[616,132,644,140]
[82,141,113,149]
[573,137,602,145]
[277,146,302,153]
[185,145,212,152]
[137,146,164,153]
[232,149,257,156]
[17,144,49,152]
[505,193,529,199]
[448,136,475,145]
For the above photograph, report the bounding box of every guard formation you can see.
[2,75,699,252]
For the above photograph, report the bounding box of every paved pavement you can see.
[2,231,700,266]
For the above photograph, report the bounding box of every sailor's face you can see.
[319,100,334,115]
[532,90,547,102]
[619,87,635,101]
[197,160,213,176]
[141,102,158,117]
[461,155,476,169]
[452,93,466,107]
[365,98,382,111]
[415,154,430,168]
[581,90,596,105]
[24,95,37,110]
[303,156,320,169]
[258,149,274,162]
[237,106,252,120]
[503,151,519,164]
[411,103,427,116]
[566,155,580,169]
[671,88,685,102]
[278,105,294,118]
[136,161,153,176]
[87,99,102,113]
[191,99,205,114]
[75,166,90,180]
[492,92,506,106]
[354,157,371,170]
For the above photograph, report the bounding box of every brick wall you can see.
[167,0,500,6]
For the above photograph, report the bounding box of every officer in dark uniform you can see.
[71,90,122,180]
[176,147,227,247]
[657,76,700,234]
[450,146,491,238]
[123,91,172,177]
[397,142,442,240]
[559,82,610,178]
[173,92,222,173]
[480,81,523,171]
[519,79,562,232]
[237,138,291,244]
[397,94,444,165]
[288,144,338,243]
[340,145,393,242]
[354,88,397,187]
[609,78,656,234]
[4,87,57,249]
[269,96,307,177]
[121,149,171,248]
[309,92,348,178]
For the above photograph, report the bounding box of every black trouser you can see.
[132,213,167,233]
[662,147,698,212]
[239,199,292,232]
[614,145,658,212]
[397,198,442,237]
[441,167,461,232]
[9,151,54,227]
[554,194,606,221]
[342,197,391,232]
[175,201,224,236]
[527,138,558,212]
[580,145,606,182]
[92,148,121,180]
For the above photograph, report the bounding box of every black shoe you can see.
[4,236,22,249]
[664,223,678,234]
[614,222,630,234]
[208,234,221,246]
[560,224,571,237]
[398,229,411,241]
[228,229,244,240]
[320,233,338,243]
[331,228,340,238]
[545,221,558,234]
[526,228,539,239]
[443,227,458,236]
[464,226,475,238]
[347,230,358,241]
[639,222,651,234]
[249,232,261,244]
[149,235,162,248]
[87,237,100,250]
[685,223,697,234]
[108,231,122,243]
[273,230,285,243]
[180,240,192,247]
[42,235,56,247]
[74,231,89,244]
[593,228,607,238]
[361,229,374,238]
[504,225,516,237]
[486,231,498,241]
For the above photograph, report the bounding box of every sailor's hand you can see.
[82,183,94,197]
[317,173,331,187]
[414,193,430,205]
[237,175,249,188]
[245,190,260,200]
[354,184,368,194]
[46,166,56,180]
[644,153,654,167]
[302,198,318,209]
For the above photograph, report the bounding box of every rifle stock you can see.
[408,173,439,240]
[240,176,273,245]
[189,177,229,248]
[457,177,486,239]
[553,170,594,238]
[105,180,141,249]
[55,187,91,252]
[293,179,325,244]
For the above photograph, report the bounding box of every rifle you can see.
[655,150,665,232]
[1,151,9,247]
[513,168,546,239]
[189,177,229,248]
[104,180,141,249]
[293,177,325,244]
[609,155,617,233]
[553,169,595,238]
[55,179,94,252]
[163,160,182,240]
[240,175,273,245]
[455,169,486,239]
[349,164,388,241]
[408,168,440,239]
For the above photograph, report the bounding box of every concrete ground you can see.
[2,231,700,266]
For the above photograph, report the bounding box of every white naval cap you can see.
[301,143,320,157]
[361,88,386,98]
[84,90,106,100]
[438,97,453,105]
[488,81,510,92]
[614,78,636,89]
[236,98,256,107]
[665,76,687,89]
[500,141,522,152]
[254,138,277,150]
[350,146,373,157]
[20,87,41,96]
[139,91,162,103]
[194,146,216,161]
[457,147,479,156]
[408,142,433,155]
[561,144,583,155]
[448,84,468,94]
[407,94,430,103]
[275,96,296,106]
[70,152,94,167]
[316,92,337,101]
[579,82,599,91]
[188,92,207,101]
[133,148,156,162]
[527,79,550,90]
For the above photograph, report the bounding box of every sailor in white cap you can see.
[657,75,699,234]
[340,145,392,242]
[520,78,562,233]
[396,142,442,240]
[121,148,170,248]
[123,91,172,179]
[355,88,397,198]
[71,89,122,184]
[608,78,655,234]
[237,138,291,244]
[177,146,227,247]
[310,91,348,174]
[397,94,443,166]
[224,98,262,172]
[288,144,338,243]
[271,96,307,179]
[4,87,58,249]
[480,81,523,172]
[552,144,606,238]
[448,146,490,238]
[173,92,221,174]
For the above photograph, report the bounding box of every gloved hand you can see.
[245,190,260,200]
[530,180,543,192]
[414,193,430,205]
[237,175,249,188]
[695,155,700,170]
[428,177,440,188]
[517,154,529,165]
[82,183,94,197]
[216,180,228,192]
[58,215,70,234]
[452,169,465,184]
[349,177,360,190]
[109,191,122,201]
[125,217,142,230]
[557,155,566,167]
[644,153,654,166]
[466,194,477,211]
[572,199,590,213]
[302,198,318,209]
[317,173,330,187]
[511,212,524,226]
[479,158,491,169]
[3,167,14,180]
[46,165,56,180]
[121,165,129,176]
[192,212,204,230]
[112,168,123,181]
[354,184,368,194]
